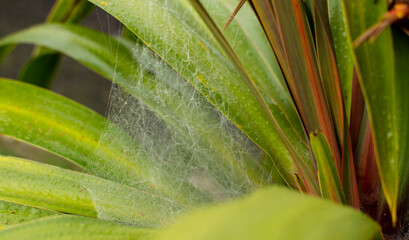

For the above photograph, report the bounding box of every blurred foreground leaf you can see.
[156,186,380,240]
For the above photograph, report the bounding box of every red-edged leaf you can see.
[349,68,365,151]
[342,0,400,223]
[250,0,343,191]
[312,1,359,208]
[310,132,346,204]
[354,109,380,218]
[188,0,320,194]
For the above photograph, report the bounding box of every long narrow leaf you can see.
[0,156,185,226]
[0,156,97,217]
[328,0,354,118]
[354,109,380,218]
[0,78,152,187]
[310,132,346,204]
[250,0,343,181]
[312,1,359,207]
[18,0,94,88]
[313,0,344,145]
[0,201,58,230]
[0,215,153,240]
[392,27,409,214]
[342,0,399,223]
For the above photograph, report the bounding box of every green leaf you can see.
[0,155,97,217]
[341,0,399,222]
[328,0,354,119]
[0,155,185,226]
[46,0,94,24]
[156,186,380,240]
[0,215,153,240]
[18,0,94,88]
[0,201,58,230]
[85,0,312,188]
[310,132,346,204]
[392,27,409,204]
[0,78,147,186]
[0,45,15,64]
[18,53,61,88]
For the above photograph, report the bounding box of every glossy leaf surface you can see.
[328,0,354,118]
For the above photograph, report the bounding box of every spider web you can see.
[87,0,275,227]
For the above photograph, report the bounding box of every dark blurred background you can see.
[0,0,122,115]
[0,1,121,168]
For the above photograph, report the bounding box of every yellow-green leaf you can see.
[0,201,58,230]
[155,186,380,240]
[0,155,185,226]
[0,215,153,240]
[310,132,346,204]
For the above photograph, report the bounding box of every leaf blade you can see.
[310,132,346,204]
[0,155,185,226]
[18,0,94,88]
[0,215,153,240]
[157,186,380,240]
[341,0,399,222]
[0,201,58,230]
[328,0,354,119]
